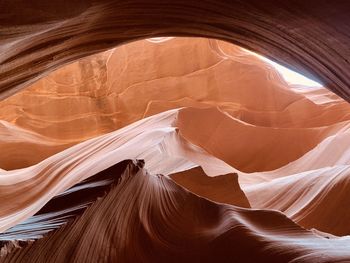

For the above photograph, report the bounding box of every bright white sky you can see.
[248,51,322,87]
[270,61,322,87]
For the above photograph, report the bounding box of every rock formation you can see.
[2,1,350,101]
[1,33,350,262]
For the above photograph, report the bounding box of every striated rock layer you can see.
[1,1,350,102]
[2,38,350,172]
[1,36,350,262]
[2,160,350,263]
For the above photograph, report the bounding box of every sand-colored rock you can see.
[1,36,350,262]
[170,166,250,208]
[2,38,350,172]
[3,160,350,263]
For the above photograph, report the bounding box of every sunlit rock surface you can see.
[1,37,350,262]
[2,38,350,171]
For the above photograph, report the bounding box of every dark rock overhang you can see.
[1,0,350,100]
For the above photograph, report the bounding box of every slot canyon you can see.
[1,1,350,262]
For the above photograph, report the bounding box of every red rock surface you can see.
[1,1,350,101]
[1,36,350,262]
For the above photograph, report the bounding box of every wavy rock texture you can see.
[2,38,350,171]
[0,160,133,244]
[1,36,350,262]
[2,160,350,263]
[1,0,350,101]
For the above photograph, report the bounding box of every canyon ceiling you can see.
[1,0,350,100]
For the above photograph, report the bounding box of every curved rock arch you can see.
[1,0,350,100]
